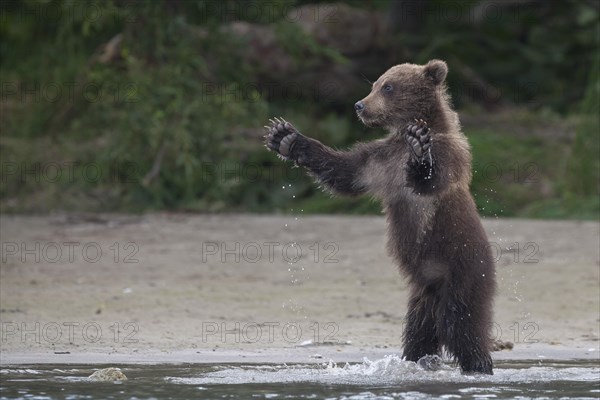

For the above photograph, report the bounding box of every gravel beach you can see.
[1,214,598,364]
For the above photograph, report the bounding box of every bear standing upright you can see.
[265,60,496,374]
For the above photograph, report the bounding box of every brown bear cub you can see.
[264,60,496,375]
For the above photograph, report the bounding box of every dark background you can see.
[1,0,598,218]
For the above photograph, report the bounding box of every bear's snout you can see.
[354,100,365,113]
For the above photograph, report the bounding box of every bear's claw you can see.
[264,117,300,158]
[405,118,432,164]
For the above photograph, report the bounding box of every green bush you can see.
[1,0,598,219]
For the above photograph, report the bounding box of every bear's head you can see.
[355,59,448,130]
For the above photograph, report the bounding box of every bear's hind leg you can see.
[402,289,440,363]
[439,297,493,375]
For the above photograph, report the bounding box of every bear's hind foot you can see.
[459,355,493,375]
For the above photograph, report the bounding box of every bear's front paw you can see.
[404,119,432,165]
[264,117,301,159]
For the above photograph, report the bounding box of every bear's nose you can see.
[354,101,365,112]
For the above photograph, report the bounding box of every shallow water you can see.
[1,356,599,399]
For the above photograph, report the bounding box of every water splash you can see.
[280,191,309,319]
[165,356,600,386]
[2,362,598,399]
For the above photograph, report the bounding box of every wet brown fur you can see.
[266,60,496,374]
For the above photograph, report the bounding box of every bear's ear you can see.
[424,59,448,85]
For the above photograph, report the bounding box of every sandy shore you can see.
[0,214,598,365]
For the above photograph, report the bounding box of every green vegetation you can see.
[1,0,598,219]
[469,129,569,218]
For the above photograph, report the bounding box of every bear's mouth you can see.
[357,110,383,128]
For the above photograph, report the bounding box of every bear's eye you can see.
[383,84,393,93]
